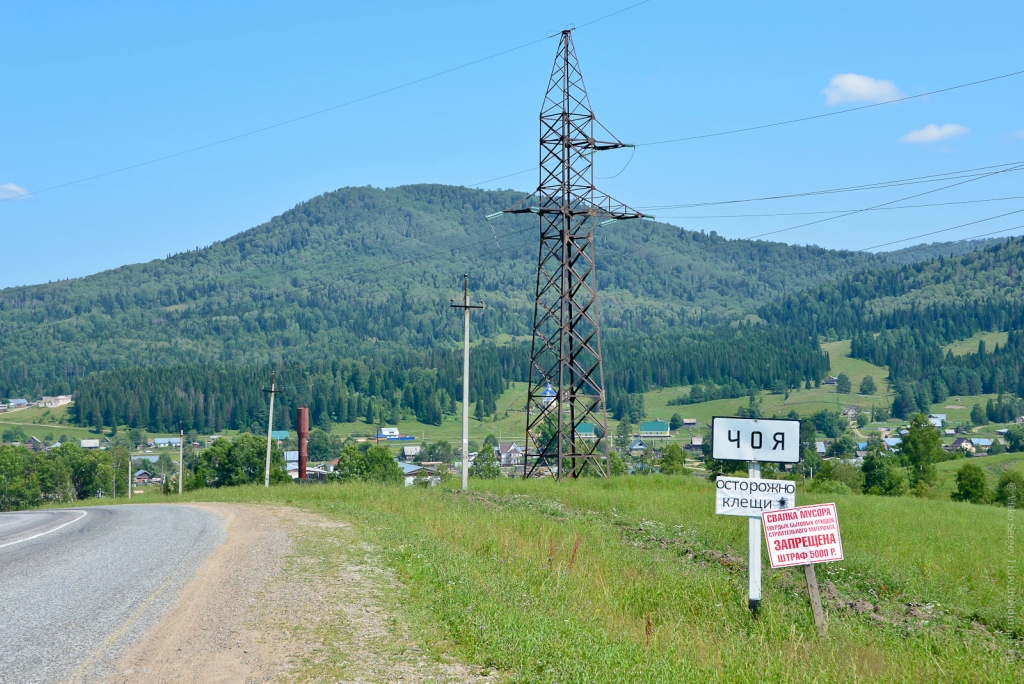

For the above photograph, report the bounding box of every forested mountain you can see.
[0,184,881,398]
[761,237,1024,416]
[4,183,1021,433]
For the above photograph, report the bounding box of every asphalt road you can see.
[0,505,225,683]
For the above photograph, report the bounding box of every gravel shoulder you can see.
[104,503,491,683]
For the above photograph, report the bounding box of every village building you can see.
[638,420,671,439]
[575,423,598,440]
[396,460,438,486]
[496,442,524,466]
[629,438,649,452]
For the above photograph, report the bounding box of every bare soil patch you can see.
[104,503,490,683]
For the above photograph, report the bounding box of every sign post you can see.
[762,502,844,637]
[712,416,800,614]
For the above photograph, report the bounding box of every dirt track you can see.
[104,503,490,683]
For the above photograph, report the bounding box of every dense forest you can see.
[0,184,883,399]
[69,325,830,433]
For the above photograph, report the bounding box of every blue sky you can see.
[2,0,1023,288]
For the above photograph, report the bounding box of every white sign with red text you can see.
[761,503,844,569]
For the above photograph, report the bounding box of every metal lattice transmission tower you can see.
[502,29,645,479]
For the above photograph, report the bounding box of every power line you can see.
[638,161,1024,210]
[469,71,1024,188]
[637,68,1024,146]
[651,195,1024,219]
[877,227,1024,257]
[0,1,655,206]
[746,162,1024,240]
[860,209,1024,251]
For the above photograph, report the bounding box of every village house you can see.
[80,439,100,449]
[575,423,598,440]
[153,437,181,448]
[681,418,698,428]
[40,395,73,408]
[629,437,649,453]
[950,437,975,453]
[496,442,524,466]
[134,470,153,485]
[822,376,838,385]
[638,420,671,439]
[401,445,422,461]
[396,460,438,487]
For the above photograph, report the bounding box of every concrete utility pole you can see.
[748,460,761,613]
[450,274,483,490]
[263,371,278,488]
[178,424,184,495]
[127,452,132,500]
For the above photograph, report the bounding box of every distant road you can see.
[0,505,224,683]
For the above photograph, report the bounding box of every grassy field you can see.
[934,453,1024,499]
[97,476,1022,682]
[944,330,1010,356]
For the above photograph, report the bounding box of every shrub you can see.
[951,462,988,504]
[1006,425,1024,453]
[469,451,501,479]
[816,459,864,491]
[994,470,1024,506]
[809,479,852,495]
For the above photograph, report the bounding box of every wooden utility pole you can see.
[263,371,278,488]
[450,274,483,490]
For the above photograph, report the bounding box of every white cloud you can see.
[901,123,970,144]
[823,73,903,106]
[1013,130,1024,140]
[0,183,30,200]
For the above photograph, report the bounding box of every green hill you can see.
[0,184,882,398]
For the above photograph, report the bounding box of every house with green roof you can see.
[575,423,598,440]
[638,420,670,439]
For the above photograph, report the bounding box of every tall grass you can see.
[159,477,1020,682]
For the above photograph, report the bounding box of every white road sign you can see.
[712,416,800,463]
[716,476,797,517]
[761,503,844,569]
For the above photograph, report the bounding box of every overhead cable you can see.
[653,195,1024,219]
[637,68,1024,146]
[0,1,655,206]
[638,161,1024,210]
[860,209,1024,251]
[745,162,1024,240]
